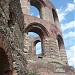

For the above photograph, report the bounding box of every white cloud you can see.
[30,13,34,16]
[37,15,40,18]
[66,46,75,68]
[56,9,66,22]
[56,3,75,22]
[30,13,40,18]
[65,3,75,12]
[74,0,75,3]
[63,31,75,38]
[61,20,75,31]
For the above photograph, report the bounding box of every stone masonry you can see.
[0,0,27,75]
[0,0,75,75]
[21,0,75,75]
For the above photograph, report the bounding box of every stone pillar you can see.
[50,38,61,60]
[55,39,61,60]
[40,7,46,20]
[41,7,54,23]
[43,37,50,57]
[20,0,30,14]
[60,47,68,64]
[32,42,36,56]
[33,45,36,55]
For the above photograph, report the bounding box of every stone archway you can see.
[0,33,13,75]
[25,22,50,56]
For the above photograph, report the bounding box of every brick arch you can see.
[52,8,59,22]
[34,40,41,46]
[0,33,13,75]
[56,34,68,63]
[29,0,46,10]
[28,0,46,19]
[25,22,50,37]
[25,22,50,55]
[34,38,41,55]
[57,34,64,49]
[33,37,41,46]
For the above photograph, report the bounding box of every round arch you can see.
[25,22,50,37]
[34,40,41,46]
[29,0,46,11]
[57,35,64,50]
[52,9,58,21]
[29,0,46,19]
[25,22,50,55]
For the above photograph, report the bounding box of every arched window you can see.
[52,9,59,27]
[52,9,58,21]
[26,23,49,56]
[57,35,64,50]
[30,0,46,18]
[30,5,40,18]
[57,38,61,49]
[28,32,42,55]
[36,42,42,55]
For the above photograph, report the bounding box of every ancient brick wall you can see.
[0,0,27,75]
[22,0,68,63]
[23,0,75,75]
[0,0,75,75]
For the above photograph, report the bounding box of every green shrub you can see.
[28,72,40,75]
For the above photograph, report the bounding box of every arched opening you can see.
[30,0,46,19]
[57,38,61,49]
[52,9,58,21]
[57,35,64,50]
[30,5,40,18]
[52,9,59,25]
[28,32,42,55]
[36,42,42,55]
[0,47,12,75]
[25,23,49,56]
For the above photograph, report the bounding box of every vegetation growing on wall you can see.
[28,72,40,75]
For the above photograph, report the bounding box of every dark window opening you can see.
[57,38,61,49]
[57,35,64,50]
[52,9,58,22]
[8,12,15,29]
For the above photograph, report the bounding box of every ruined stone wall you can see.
[22,0,67,64]
[0,0,75,75]
[23,0,75,75]
[0,0,27,75]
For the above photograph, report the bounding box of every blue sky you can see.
[29,0,75,67]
